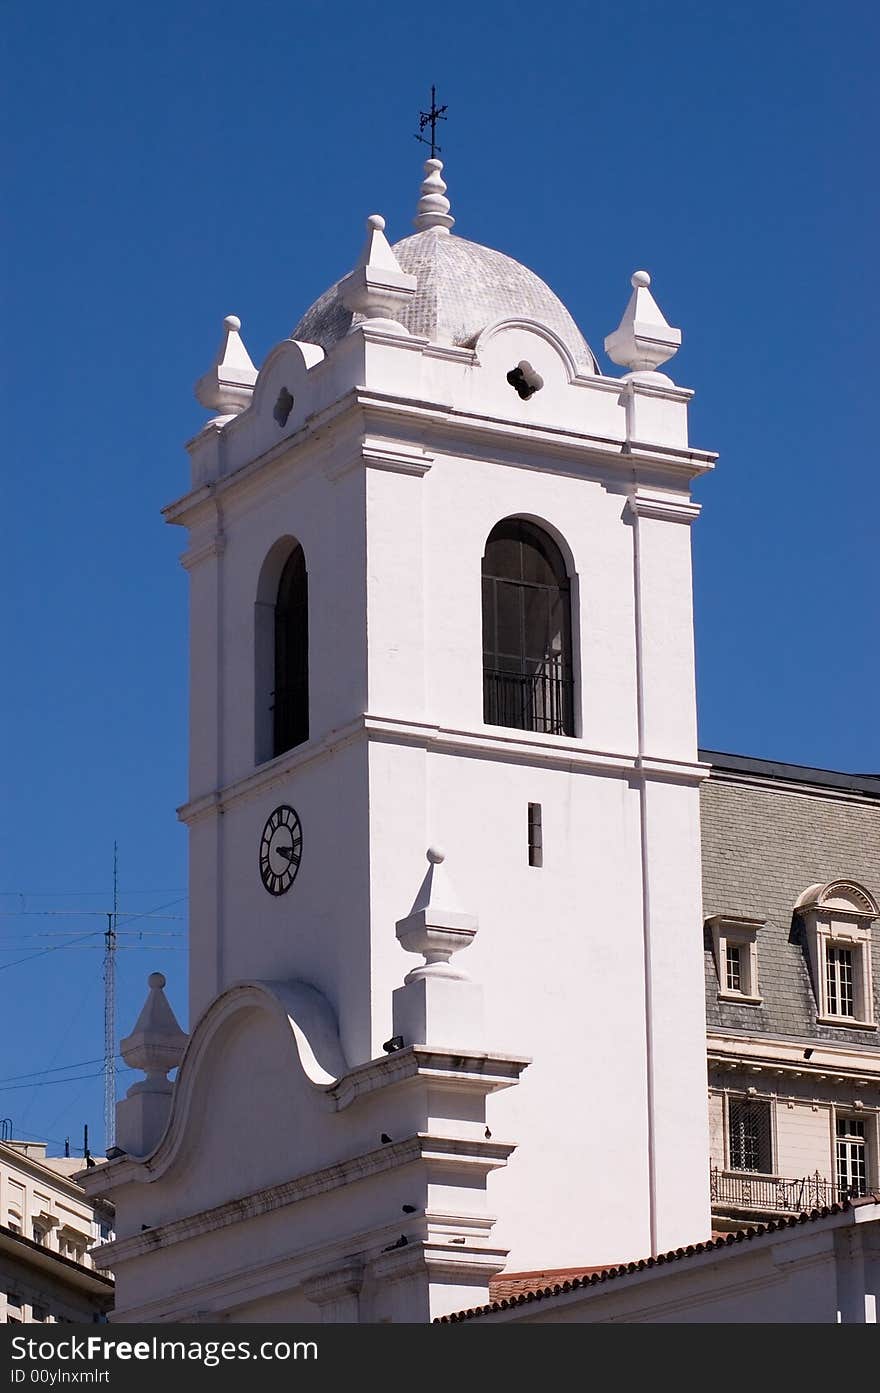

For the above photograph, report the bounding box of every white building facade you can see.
[85,157,722,1322]
[1,1140,113,1324]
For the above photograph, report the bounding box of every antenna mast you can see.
[103,843,118,1152]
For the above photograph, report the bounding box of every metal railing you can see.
[483,666,574,736]
[710,1167,837,1215]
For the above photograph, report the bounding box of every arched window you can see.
[482,519,574,736]
[272,543,309,756]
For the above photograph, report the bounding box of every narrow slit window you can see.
[528,803,543,868]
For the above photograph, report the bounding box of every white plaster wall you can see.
[776,1100,836,1179]
[635,512,698,761]
[368,739,659,1269]
[192,740,372,1060]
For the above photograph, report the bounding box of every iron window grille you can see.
[482,520,574,737]
[728,1096,773,1174]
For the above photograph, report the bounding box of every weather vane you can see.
[415,85,447,159]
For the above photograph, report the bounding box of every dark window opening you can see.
[272,544,309,757]
[482,519,574,736]
[728,1098,773,1174]
[528,803,543,868]
[273,387,294,428]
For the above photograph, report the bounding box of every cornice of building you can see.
[178,714,709,826]
[707,1031,880,1082]
[699,749,880,805]
[91,1134,513,1268]
[0,1141,103,1206]
[165,383,716,532]
[0,1225,113,1295]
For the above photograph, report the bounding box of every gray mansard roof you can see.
[700,751,880,1048]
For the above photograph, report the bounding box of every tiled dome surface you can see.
[292,228,597,372]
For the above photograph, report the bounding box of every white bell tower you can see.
[87,158,717,1320]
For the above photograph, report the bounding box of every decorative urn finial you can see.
[120,972,188,1094]
[338,213,417,328]
[194,313,258,416]
[604,270,682,378]
[413,159,454,233]
[395,847,477,982]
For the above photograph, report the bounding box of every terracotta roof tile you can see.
[437,1203,856,1322]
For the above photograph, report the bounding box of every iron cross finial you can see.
[415,85,447,159]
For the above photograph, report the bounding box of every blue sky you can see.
[3,1,878,1154]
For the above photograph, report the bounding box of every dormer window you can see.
[795,880,878,1029]
[707,914,764,1004]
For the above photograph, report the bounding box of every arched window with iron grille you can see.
[272,542,309,757]
[481,519,574,736]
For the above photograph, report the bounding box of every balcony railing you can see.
[710,1167,837,1215]
[483,666,574,736]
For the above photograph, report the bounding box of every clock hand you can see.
[276,845,296,862]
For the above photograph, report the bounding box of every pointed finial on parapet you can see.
[116,973,188,1157]
[395,847,477,983]
[392,849,483,1049]
[195,314,258,416]
[604,270,681,378]
[413,159,454,233]
[338,214,417,329]
[120,972,188,1084]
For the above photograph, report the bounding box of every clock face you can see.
[259,805,303,896]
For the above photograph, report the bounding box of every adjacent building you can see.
[0,1140,114,1324]
[701,752,880,1230]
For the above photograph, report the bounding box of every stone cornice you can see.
[163,386,716,530]
[626,490,702,525]
[91,1133,515,1267]
[327,1045,529,1111]
[178,715,709,825]
[707,1032,880,1083]
[107,1208,499,1322]
[324,438,434,482]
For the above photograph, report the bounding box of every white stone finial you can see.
[413,158,454,233]
[392,849,483,1050]
[194,313,258,416]
[338,212,417,329]
[604,269,682,377]
[395,848,477,983]
[120,972,188,1084]
[116,973,188,1157]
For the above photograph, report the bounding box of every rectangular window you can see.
[826,945,855,1017]
[728,1097,773,1174]
[725,944,742,993]
[836,1117,867,1198]
[527,803,542,868]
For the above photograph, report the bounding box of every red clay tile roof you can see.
[438,1203,863,1322]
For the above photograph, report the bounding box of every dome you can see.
[292,227,597,373]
